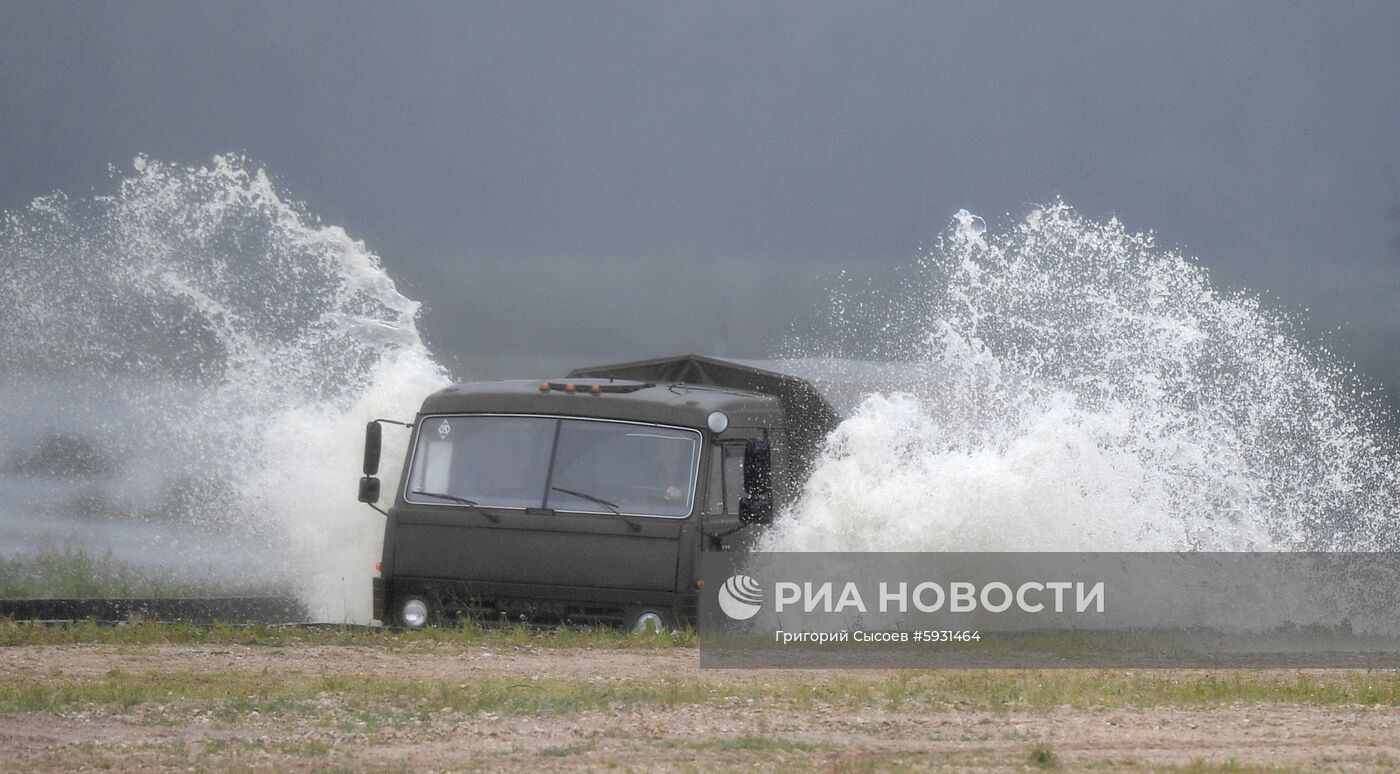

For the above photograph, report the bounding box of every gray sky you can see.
[3,1,1398,397]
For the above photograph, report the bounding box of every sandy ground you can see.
[4,645,1400,772]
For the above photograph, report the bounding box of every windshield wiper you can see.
[412,490,477,505]
[550,487,642,533]
[410,491,499,523]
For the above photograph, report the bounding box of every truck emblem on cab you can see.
[437,420,451,439]
[718,574,763,620]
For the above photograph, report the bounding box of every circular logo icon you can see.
[717,574,763,621]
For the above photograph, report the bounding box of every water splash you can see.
[0,155,450,620]
[952,208,986,245]
[769,202,1399,552]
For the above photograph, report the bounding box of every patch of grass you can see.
[664,734,827,753]
[7,663,1400,725]
[7,624,1400,723]
[66,741,116,771]
[1170,759,1310,773]
[0,618,697,649]
[538,740,598,757]
[829,757,930,773]
[0,547,286,598]
[0,670,752,719]
[875,669,1400,710]
[275,738,331,758]
[1028,744,1059,768]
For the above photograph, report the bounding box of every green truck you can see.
[358,354,850,631]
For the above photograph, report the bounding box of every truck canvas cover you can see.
[568,354,937,471]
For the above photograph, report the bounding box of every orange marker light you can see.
[538,381,550,392]
[374,562,382,572]
[564,383,576,393]
[590,384,602,395]
[695,578,705,590]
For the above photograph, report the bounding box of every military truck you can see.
[358,354,856,631]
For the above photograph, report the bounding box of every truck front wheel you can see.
[393,595,436,630]
[628,608,671,634]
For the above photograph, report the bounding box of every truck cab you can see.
[358,355,839,631]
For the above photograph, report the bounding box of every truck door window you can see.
[721,443,747,516]
[405,416,555,508]
[704,445,725,514]
[547,420,700,518]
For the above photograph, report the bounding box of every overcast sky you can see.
[3,2,1398,396]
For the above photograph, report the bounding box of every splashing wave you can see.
[769,203,1398,552]
[0,155,449,620]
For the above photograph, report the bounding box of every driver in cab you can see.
[655,437,689,504]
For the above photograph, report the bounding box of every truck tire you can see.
[628,608,671,634]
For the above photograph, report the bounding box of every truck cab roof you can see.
[419,377,782,430]
[419,354,870,463]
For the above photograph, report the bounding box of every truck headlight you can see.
[400,597,429,629]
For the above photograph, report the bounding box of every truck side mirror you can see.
[739,440,773,525]
[363,421,383,476]
[358,476,381,504]
[739,497,772,525]
[742,440,771,497]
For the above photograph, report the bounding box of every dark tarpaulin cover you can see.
[567,355,936,481]
[568,355,838,481]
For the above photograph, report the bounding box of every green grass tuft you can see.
[0,617,697,649]
[1028,744,1059,768]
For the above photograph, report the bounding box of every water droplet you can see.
[952,209,986,242]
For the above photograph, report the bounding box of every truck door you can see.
[700,431,767,552]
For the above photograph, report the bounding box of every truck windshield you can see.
[404,416,700,517]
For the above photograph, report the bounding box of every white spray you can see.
[0,156,450,621]
[768,203,1399,552]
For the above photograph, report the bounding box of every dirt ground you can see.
[4,644,1400,772]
